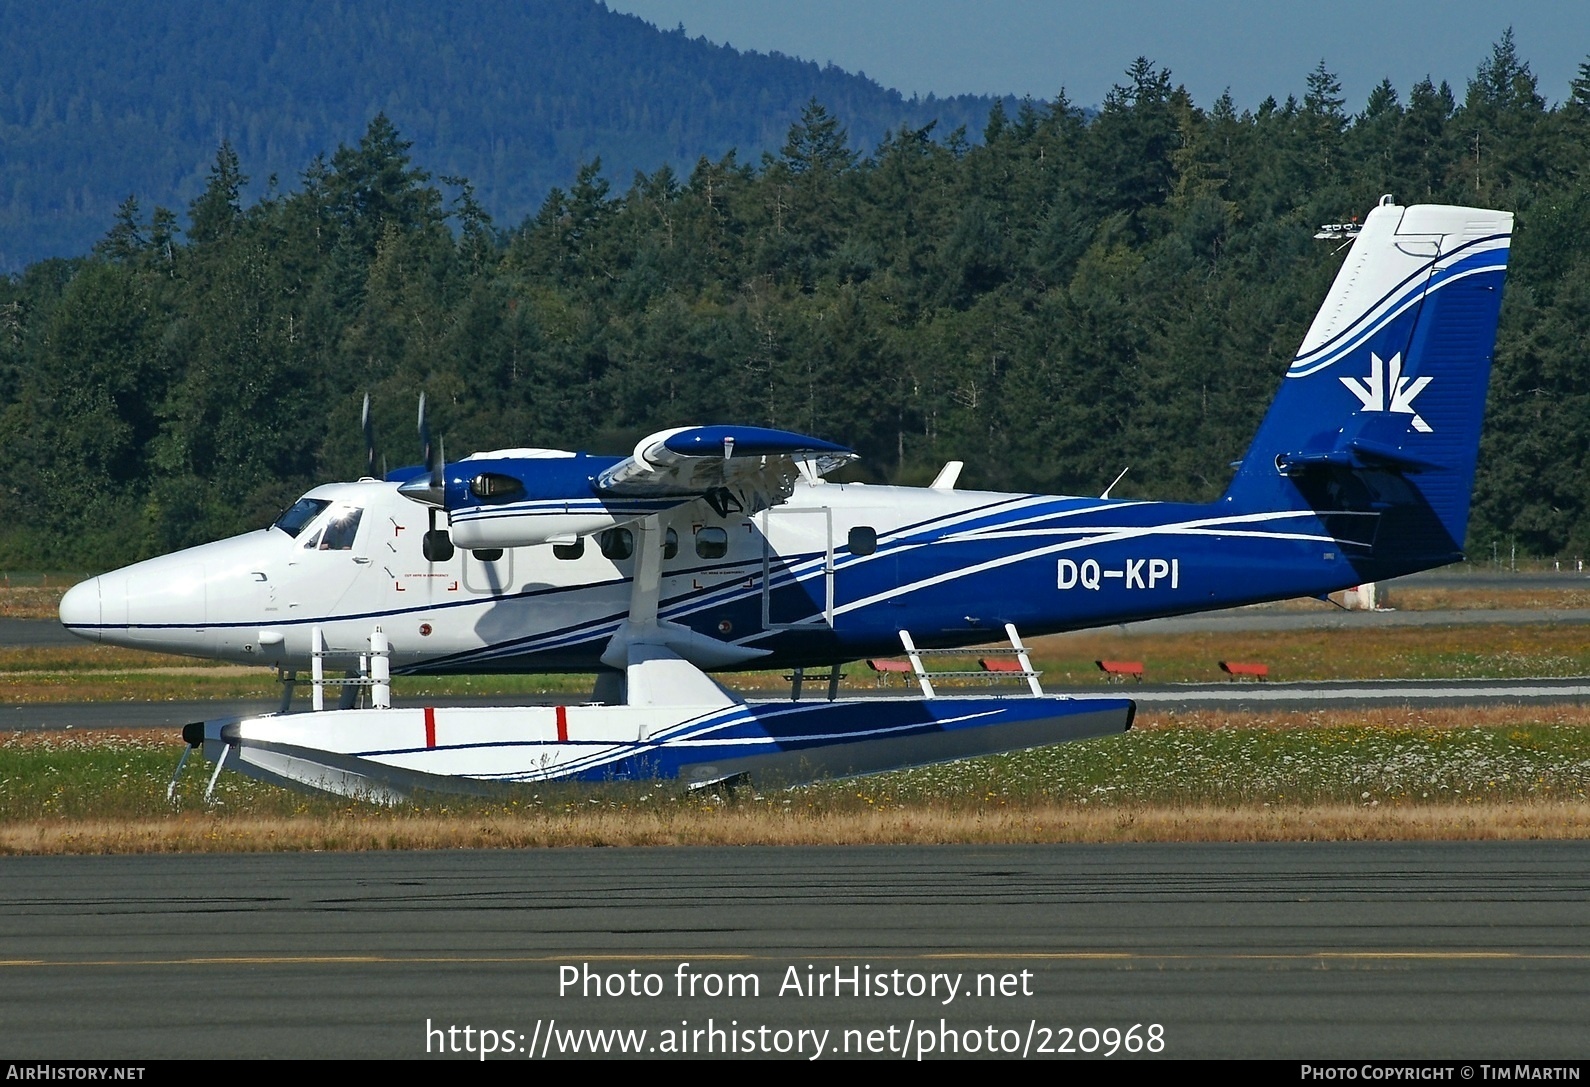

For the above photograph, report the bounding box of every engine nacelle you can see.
[441,451,685,549]
[448,508,637,550]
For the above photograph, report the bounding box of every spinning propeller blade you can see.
[361,393,376,479]
[396,392,446,507]
[418,392,435,484]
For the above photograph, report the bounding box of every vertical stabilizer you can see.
[1223,200,1512,574]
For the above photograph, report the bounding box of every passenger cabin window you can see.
[304,507,363,550]
[273,498,330,538]
[695,526,728,559]
[598,527,634,560]
[553,538,585,560]
[663,527,679,560]
[848,526,878,556]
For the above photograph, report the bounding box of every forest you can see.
[2,35,1588,571]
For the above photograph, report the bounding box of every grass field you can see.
[4,707,1588,853]
[0,578,81,619]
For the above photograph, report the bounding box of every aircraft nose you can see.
[58,577,102,641]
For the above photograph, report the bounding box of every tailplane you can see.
[1223,198,1512,577]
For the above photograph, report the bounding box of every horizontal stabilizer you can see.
[1276,410,1443,475]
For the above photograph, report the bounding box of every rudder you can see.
[1223,199,1512,574]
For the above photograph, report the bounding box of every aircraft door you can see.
[759,505,834,628]
[283,504,371,614]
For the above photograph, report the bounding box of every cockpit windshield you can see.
[272,498,331,538]
[303,506,364,551]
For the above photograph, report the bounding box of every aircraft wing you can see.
[596,425,855,512]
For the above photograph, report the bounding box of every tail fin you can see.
[1223,199,1512,576]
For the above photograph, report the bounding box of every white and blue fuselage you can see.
[57,471,1412,677]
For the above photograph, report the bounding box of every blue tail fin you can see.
[1223,199,1512,576]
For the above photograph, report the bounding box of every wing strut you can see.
[599,515,770,690]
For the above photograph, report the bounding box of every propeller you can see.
[361,393,376,479]
[397,393,445,507]
[418,391,435,488]
[395,392,455,562]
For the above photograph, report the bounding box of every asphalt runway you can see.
[1126,677,1590,709]
[2,843,1586,1059]
[0,618,82,647]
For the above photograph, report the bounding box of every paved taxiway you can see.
[3,844,1586,1059]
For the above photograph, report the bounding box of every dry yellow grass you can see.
[1022,622,1590,683]
[0,645,228,669]
[4,802,1588,854]
[1387,586,1590,610]
[0,584,69,619]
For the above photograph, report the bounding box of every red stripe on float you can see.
[556,705,568,743]
[424,706,436,748]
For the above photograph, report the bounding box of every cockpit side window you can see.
[302,507,364,550]
[316,507,364,550]
[273,498,331,538]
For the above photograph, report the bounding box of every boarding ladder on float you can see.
[174,623,397,803]
[897,623,1044,698]
[275,625,394,712]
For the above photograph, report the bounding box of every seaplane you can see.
[59,199,1513,801]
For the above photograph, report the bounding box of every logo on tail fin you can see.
[1339,352,1432,433]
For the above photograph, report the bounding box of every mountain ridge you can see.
[0,0,1016,271]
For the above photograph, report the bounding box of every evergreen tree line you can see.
[3,36,1588,570]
